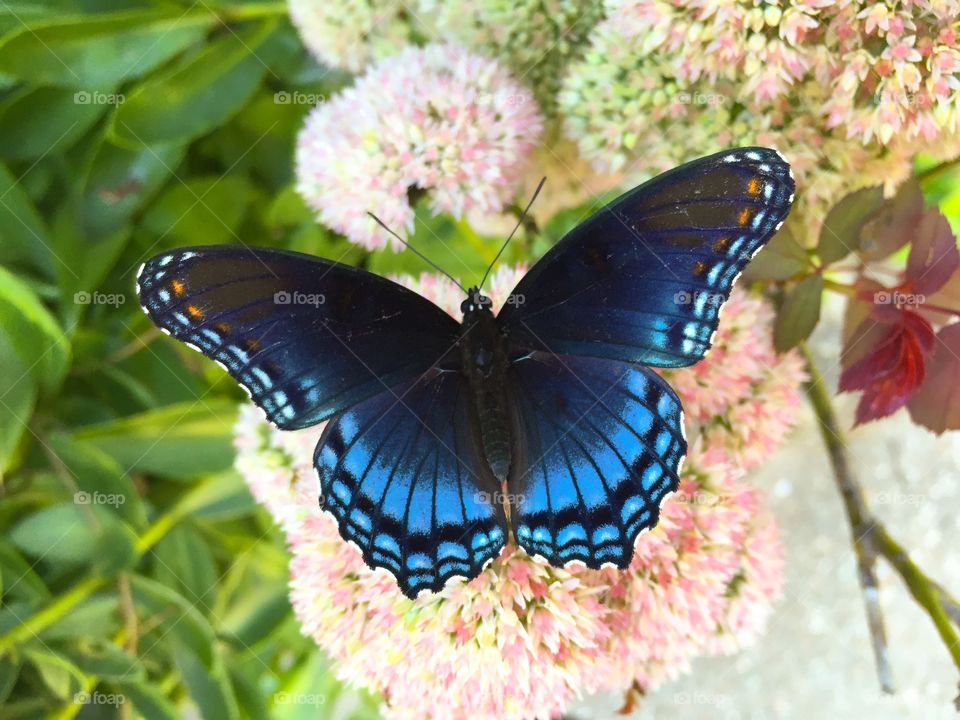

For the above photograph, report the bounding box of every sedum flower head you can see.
[287,0,413,72]
[233,271,794,719]
[420,0,606,114]
[559,1,960,246]
[296,43,543,250]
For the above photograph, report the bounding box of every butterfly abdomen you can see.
[460,308,513,484]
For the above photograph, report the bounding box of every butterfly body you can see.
[137,147,795,598]
[459,287,514,485]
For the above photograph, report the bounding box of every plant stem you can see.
[0,576,104,654]
[916,156,960,183]
[217,1,288,22]
[801,344,960,688]
[802,345,893,692]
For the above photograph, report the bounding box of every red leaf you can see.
[907,323,960,434]
[905,208,960,296]
[838,310,935,425]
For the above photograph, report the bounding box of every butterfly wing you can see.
[136,246,460,429]
[507,352,685,568]
[499,147,795,368]
[316,367,507,598]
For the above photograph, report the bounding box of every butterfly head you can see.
[460,287,493,317]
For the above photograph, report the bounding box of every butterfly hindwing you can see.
[315,367,507,597]
[508,352,686,568]
[137,246,460,429]
[499,147,795,367]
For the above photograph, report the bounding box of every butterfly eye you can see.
[460,298,473,314]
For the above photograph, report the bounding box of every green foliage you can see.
[0,2,381,717]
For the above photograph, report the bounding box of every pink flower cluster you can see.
[233,271,800,719]
[295,43,542,250]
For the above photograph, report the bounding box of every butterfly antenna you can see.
[367,212,468,294]
[480,177,546,290]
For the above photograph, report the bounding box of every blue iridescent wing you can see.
[507,352,685,568]
[136,246,460,429]
[315,367,507,598]
[499,147,795,368]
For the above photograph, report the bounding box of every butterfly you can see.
[137,147,794,598]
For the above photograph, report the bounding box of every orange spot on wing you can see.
[713,236,731,253]
[214,322,231,334]
[747,177,761,195]
[692,260,708,277]
[737,208,751,226]
[186,305,203,320]
[170,279,185,296]
[243,338,261,351]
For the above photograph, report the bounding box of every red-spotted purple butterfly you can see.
[137,147,794,598]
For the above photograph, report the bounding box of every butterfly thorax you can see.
[460,288,513,488]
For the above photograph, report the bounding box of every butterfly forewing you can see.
[136,246,460,429]
[499,147,795,367]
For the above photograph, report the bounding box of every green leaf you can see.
[38,594,120,642]
[152,524,218,611]
[78,138,185,238]
[0,265,71,393]
[0,542,50,602]
[0,9,214,89]
[0,162,55,276]
[110,20,280,146]
[130,573,215,660]
[72,400,238,479]
[741,224,811,281]
[118,679,180,720]
[23,647,86,700]
[177,470,256,521]
[143,175,253,246]
[0,333,36,475]
[51,210,131,326]
[0,86,106,161]
[9,502,137,571]
[817,186,883,265]
[0,656,20,705]
[48,433,146,526]
[64,642,144,681]
[774,274,824,352]
[173,645,241,720]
